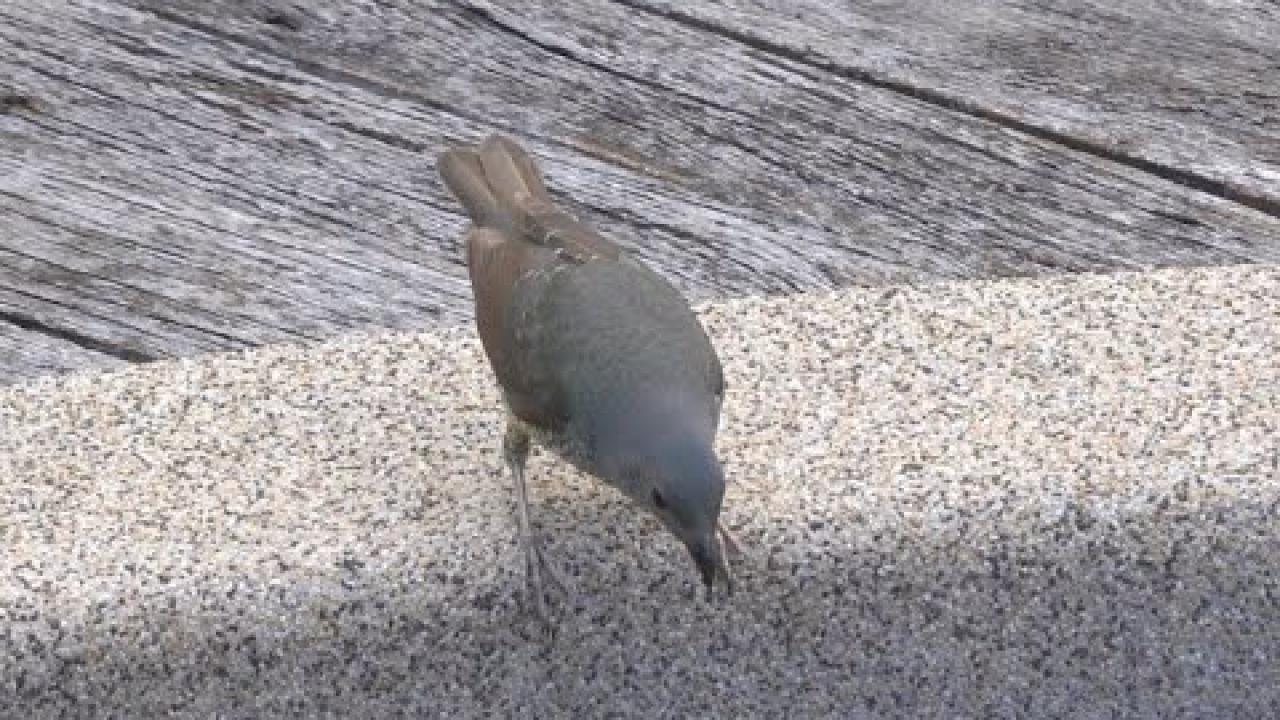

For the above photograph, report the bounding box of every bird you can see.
[437,135,737,617]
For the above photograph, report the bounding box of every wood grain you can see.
[629,0,1280,213]
[1,0,1277,383]
[0,320,126,381]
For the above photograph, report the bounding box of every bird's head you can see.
[645,438,731,597]
[597,407,732,597]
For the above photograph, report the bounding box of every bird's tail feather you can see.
[437,135,552,229]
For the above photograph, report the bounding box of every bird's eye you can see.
[651,489,667,509]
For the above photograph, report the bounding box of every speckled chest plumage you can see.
[505,408,601,477]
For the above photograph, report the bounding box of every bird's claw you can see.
[717,521,743,559]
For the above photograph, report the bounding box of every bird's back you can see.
[517,255,723,433]
[438,135,724,460]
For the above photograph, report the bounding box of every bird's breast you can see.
[509,413,602,477]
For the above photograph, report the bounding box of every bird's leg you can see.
[504,421,570,619]
[503,422,545,617]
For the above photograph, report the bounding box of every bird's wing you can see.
[464,225,568,429]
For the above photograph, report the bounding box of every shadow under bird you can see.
[438,135,738,616]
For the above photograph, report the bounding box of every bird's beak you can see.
[688,532,733,600]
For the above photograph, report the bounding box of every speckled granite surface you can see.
[2,265,1278,718]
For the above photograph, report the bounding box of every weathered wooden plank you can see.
[125,0,1280,268]
[2,0,1278,385]
[628,0,1280,213]
[1,0,478,371]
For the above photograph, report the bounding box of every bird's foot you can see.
[713,521,743,598]
[521,533,575,623]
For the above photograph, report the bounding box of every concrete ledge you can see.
[2,265,1278,717]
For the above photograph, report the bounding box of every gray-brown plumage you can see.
[438,135,735,614]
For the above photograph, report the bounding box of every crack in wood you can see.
[458,2,751,124]
[136,5,486,127]
[0,309,157,363]
[329,121,428,154]
[618,0,1280,220]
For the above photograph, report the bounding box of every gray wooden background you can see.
[2,0,1278,383]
